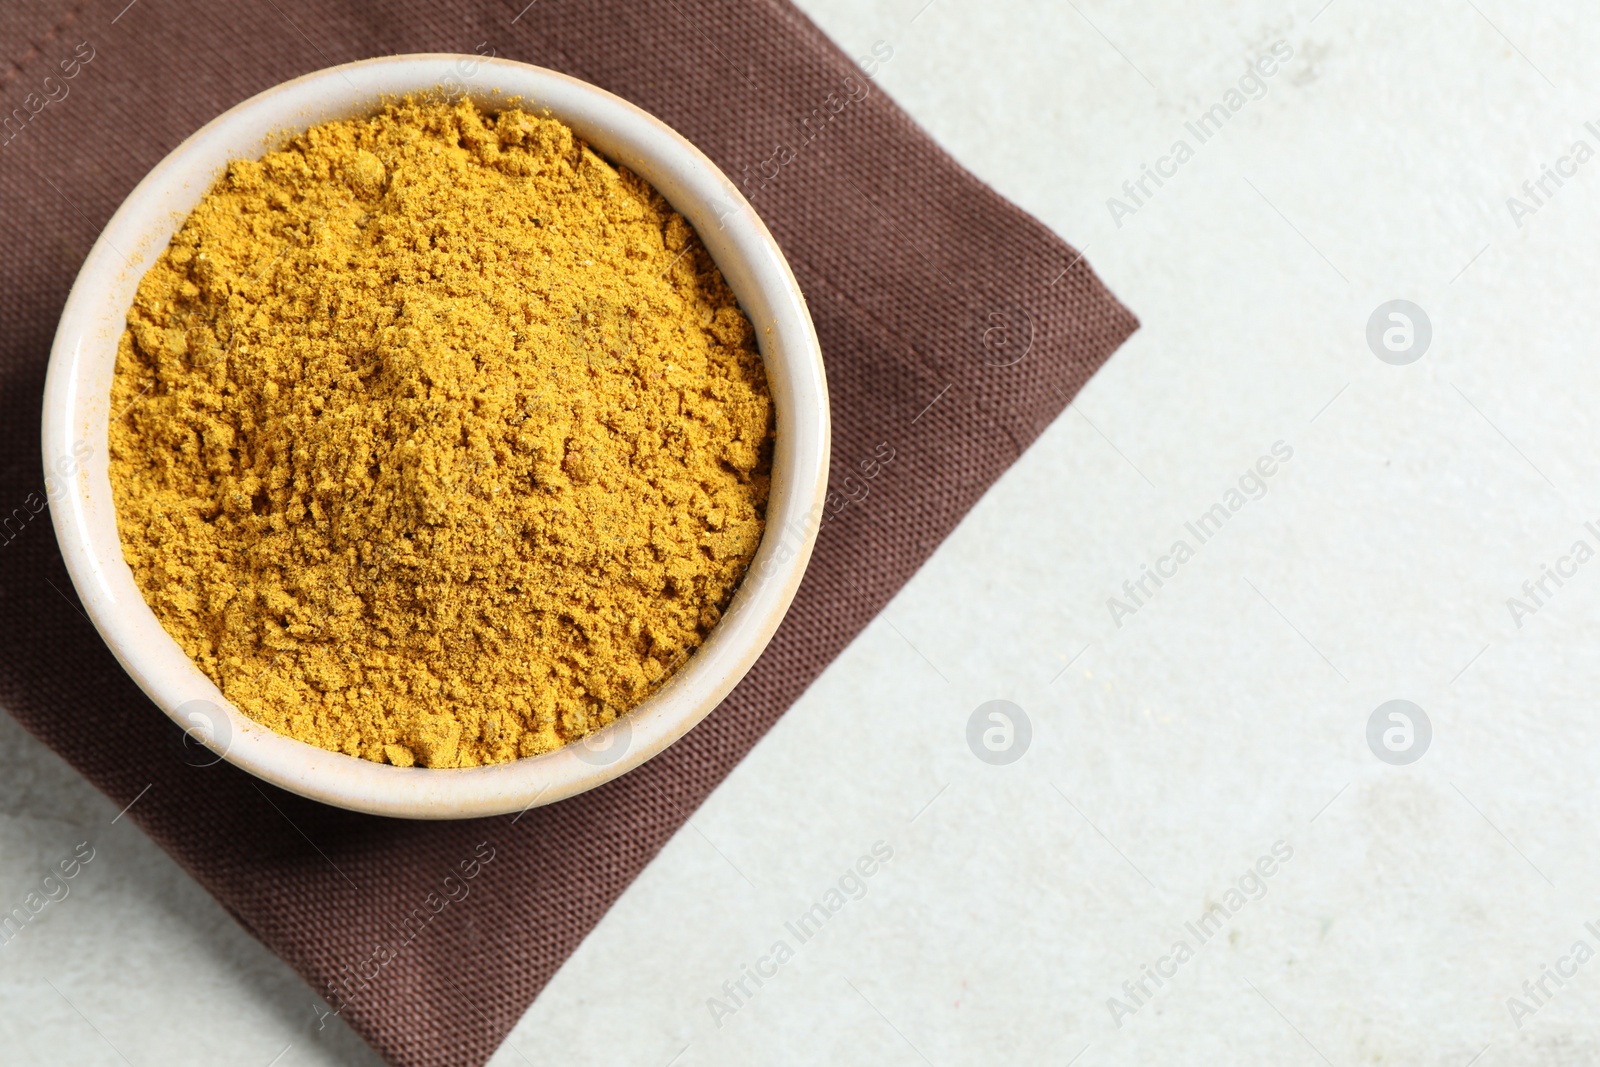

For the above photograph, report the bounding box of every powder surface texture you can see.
[108,97,774,768]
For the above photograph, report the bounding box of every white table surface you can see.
[6,1,1599,1063]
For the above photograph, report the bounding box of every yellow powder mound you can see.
[108,97,773,767]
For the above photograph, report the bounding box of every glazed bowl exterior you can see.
[41,55,830,818]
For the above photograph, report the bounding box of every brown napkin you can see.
[0,1,1136,1063]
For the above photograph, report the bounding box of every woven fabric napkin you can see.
[0,1,1136,1062]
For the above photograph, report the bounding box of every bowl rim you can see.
[40,53,830,819]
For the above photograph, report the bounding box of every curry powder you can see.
[108,98,773,767]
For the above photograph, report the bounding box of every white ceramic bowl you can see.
[41,55,829,819]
